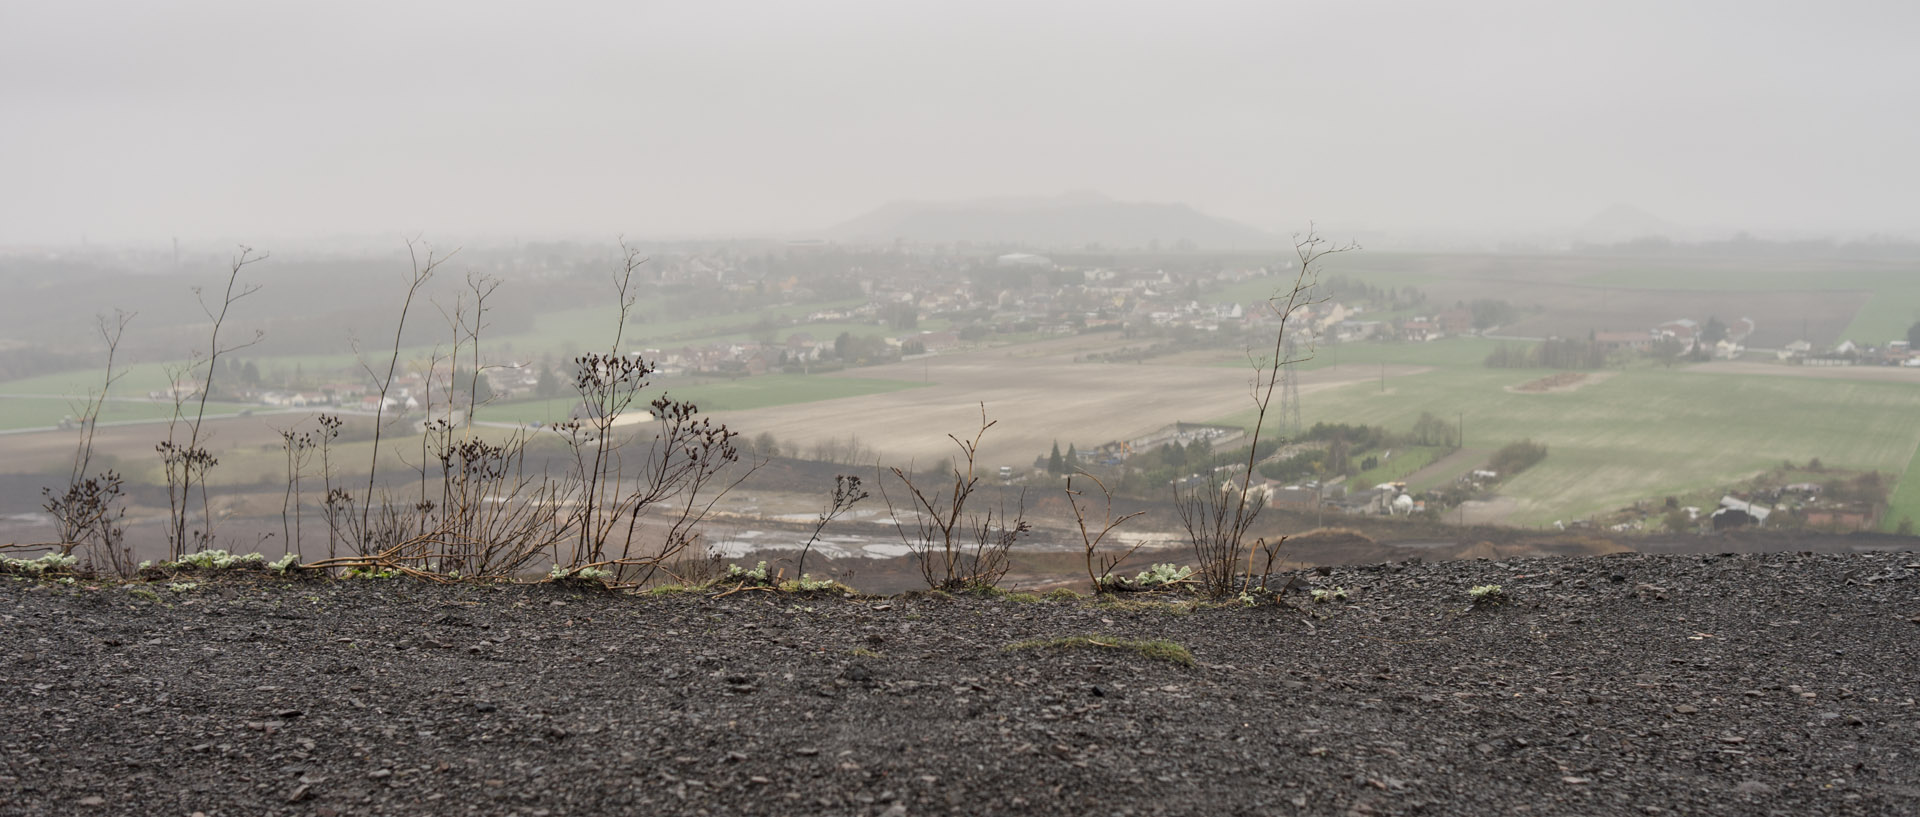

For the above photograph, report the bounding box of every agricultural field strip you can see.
[475,374,932,423]
[1206,364,1920,527]
[701,347,1419,472]
[0,297,880,399]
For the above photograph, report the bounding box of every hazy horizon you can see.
[6,1,1919,247]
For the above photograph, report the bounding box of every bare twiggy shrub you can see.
[39,234,760,582]
[563,243,650,562]
[545,243,756,583]
[416,419,576,578]
[881,406,1031,591]
[1247,534,1291,592]
[603,396,751,580]
[159,247,266,558]
[276,425,315,557]
[353,238,451,555]
[1175,226,1356,597]
[369,268,581,578]
[32,311,137,574]
[1066,471,1145,590]
[660,546,729,587]
[313,414,345,558]
[796,474,869,580]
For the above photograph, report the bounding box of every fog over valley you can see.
[3,0,1918,583]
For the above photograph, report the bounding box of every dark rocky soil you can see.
[3,550,1918,816]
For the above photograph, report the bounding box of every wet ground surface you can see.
[3,549,1918,816]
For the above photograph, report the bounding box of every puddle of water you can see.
[708,531,917,560]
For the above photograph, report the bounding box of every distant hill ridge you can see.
[823,191,1283,250]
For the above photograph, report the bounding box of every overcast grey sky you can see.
[3,0,1916,245]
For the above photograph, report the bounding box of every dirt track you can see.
[1686,361,1920,384]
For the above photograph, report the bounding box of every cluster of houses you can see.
[1332,310,1479,343]
[169,365,547,415]
[613,258,1442,376]
[1580,477,1885,535]
[1590,315,1918,367]
[1704,483,1881,531]
[1783,338,1919,367]
[1593,317,1758,359]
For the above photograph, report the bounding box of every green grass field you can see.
[0,296,878,400]
[1574,268,1920,346]
[0,364,179,397]
[0,396,252,431]
[474,374,930,425]
[1886,446,1920,533]
[1349,445,1445,488]
[1206,343,1920,526]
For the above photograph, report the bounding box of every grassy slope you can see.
[1349,445,1445,488]
[1205,348,1920,526]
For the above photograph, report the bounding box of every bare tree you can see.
[1175,226,1356,596]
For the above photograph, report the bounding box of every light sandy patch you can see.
[1457,496,1519,525]
[1686,360,1920,384]
[708,340,1427,469]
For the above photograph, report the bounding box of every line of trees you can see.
[1485,338,1608,369]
